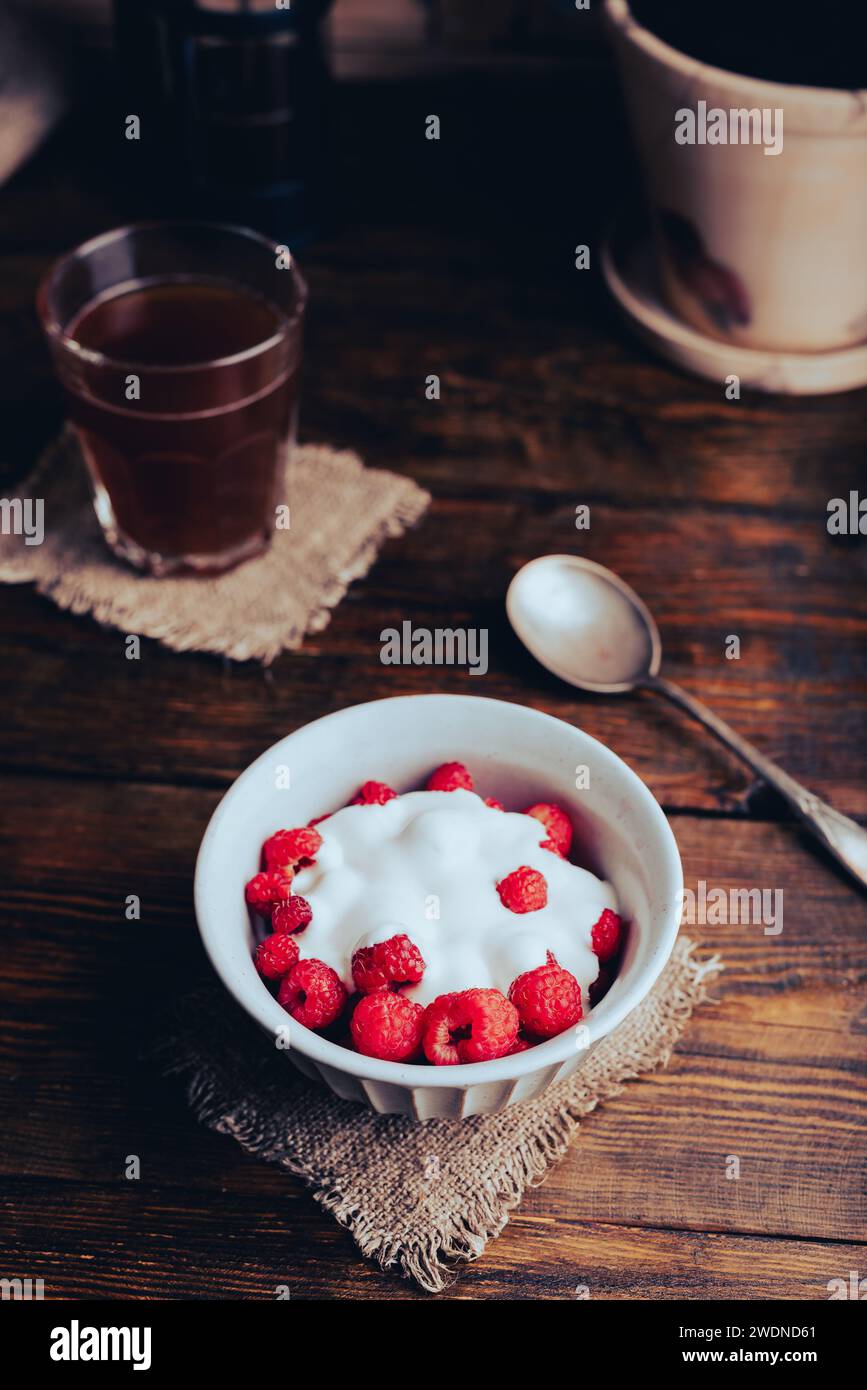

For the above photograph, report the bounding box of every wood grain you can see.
[0,65,865,1300]
[1,464,865,813]
[0,777,864,1299]
[2,1187,861,1300]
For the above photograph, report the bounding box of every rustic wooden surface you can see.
[0,67,865,1300]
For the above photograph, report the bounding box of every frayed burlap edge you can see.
[0,434,431,664]
[152,938,722,1293]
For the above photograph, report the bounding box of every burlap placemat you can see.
[0,433,430,662]
[154,936,721,1293]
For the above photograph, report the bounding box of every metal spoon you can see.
[506,554,867,890]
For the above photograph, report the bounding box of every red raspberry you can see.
[351,780,398,806]
[422,988,519,1065]
[496,866,548,914]
[278,958,347,1030]
[350,991,425,1062]
[308,813,331,827]
[351,933,426,994]
[509,957,583,1038]
[484,797,505,811]
[254,932,300,981]
[244,871,294,915]
[426,761,474,793]
[508,1035,533,1055]
[540,838,564,857]
[591,908,623,963]
[271,895,313,934]
[524,802,573,856]
[263,826,322,872]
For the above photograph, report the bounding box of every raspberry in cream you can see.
[244,762,625,1065]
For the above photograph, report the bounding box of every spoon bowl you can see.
[506,554,661,693]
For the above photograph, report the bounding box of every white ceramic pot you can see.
[195,694,683,1119]
[604,0,867,352]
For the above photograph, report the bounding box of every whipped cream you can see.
[292,789,617,1008]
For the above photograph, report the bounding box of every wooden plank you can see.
[1,485,865,813]
[0,778,863,1254]
[0,1184,861,1300]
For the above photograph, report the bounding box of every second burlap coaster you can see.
[0,433,430,662]
[154,936,721,1294]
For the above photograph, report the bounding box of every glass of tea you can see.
[37,222,307,576]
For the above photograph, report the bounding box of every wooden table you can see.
[1,65,865,1300]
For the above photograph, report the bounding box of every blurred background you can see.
[0,0,613,214]
[6,1,604,71]
[1,0,628,481]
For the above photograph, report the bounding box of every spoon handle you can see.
[647,674,867,891]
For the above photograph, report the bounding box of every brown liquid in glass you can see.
[67,279,297,568]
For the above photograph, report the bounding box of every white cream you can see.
[291,789,617,1008]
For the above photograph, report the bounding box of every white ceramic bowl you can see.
[195,695,683,1120]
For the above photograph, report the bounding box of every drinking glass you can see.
[37,221,307,575]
